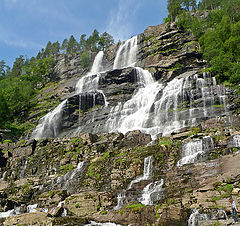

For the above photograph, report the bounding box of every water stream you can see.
[177,136,214,166]
[32,35,230,140]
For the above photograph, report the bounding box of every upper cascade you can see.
[31,33,231,140]
[113,36,138,69]
[76,51,104,93]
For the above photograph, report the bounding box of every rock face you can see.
[1,22,240,225]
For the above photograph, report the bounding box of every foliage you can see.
[169,0,240,86]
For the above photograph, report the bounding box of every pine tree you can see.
[67,35,78,54]
[99,32,114,50]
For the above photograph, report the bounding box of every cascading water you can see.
[113,36,137,69]
[31,100,67,139]
[115,156,157,210]
[31,34,230,140]
[53,162,84,190]
[138,179,164,205]
[85,222,122,226]
[188,209,208,226]
[229,134,240,148]
[0,171,6,182]
[20,160,28,179]
[76,51,104,93]
[177,136,214,166]
[31,51,105,140]
[128,156,153,189]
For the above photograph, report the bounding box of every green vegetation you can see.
[125,203,145,211]
[0,29,114,139]
[167,0,240,86]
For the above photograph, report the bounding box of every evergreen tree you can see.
[61,38,68,53]
[86,29,100,51]
[99,32,114,50]
[66,35,78,54]
[79,34,87,52]
[167,0,182,21]
[11,55,25,77]
[0,60,10,77]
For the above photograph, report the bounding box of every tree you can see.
[79,34,87,53]
[61,38,68,53]
[99,32,114,50]
[67,35,78,54]
[0,60,10,78]
[52,41,60,55]
[167,0,182,21]
[86,29,100,51]
[11,55,25,77]
[80,52,90,68]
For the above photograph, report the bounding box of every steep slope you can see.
[0,22,240,226]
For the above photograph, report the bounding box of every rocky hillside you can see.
[0,22,240,225]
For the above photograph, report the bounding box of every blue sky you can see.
[0,0,168,67]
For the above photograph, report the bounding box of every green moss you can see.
[210,196,222,202]
[158,137,173,149]
[75,203,81,208]
[125,203,145,211]
[100,210,107,215]
[3,139,12,144]
[48,190,55,198]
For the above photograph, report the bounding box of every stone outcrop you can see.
[1,22,240,226]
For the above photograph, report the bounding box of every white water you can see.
[31,35,230,140]
[114,156,154,210]
[188,209,208,226]
[139,179,164,205]
[76,51,104,93]
[232,134,240,147]
[0,171,7,182]
[85,221,122,226]
[113,36,137,69]
[0,208,21,218]
[177,136,214,166]
[27,204,38,213]
[128,156,153,189]
[20,160,28,179]
[31,99,67,139]
[31,51,105,140]
[114,190,126,211]
[54,161,84,189]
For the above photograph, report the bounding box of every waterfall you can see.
[128,156,153,189]
[177,136,214,166]
[188,209,208,226]
[85,222,122,226]
[31,100,67,139]
[27,204,38,213]
[76,51,104,93]
[104,68,162,136]
[31,34,230,140]
[54,161,84,189]
[0,171,7,182]
[113,36,138,69]
[230,134,240,147]
[0,207,21,218]
[138,179,164,205]
[114,156,154,210]
[105,68,229,139]
[31,51,105,140]
[114,191,126,211]
[20,160,28,179]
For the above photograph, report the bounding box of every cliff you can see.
[0,22,240,226]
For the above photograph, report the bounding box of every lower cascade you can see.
[115,156,164,210]
[138,179,164,205]
[188,209,228,226]
[177,136,214,166]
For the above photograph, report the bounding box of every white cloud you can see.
[106,0,141,41]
